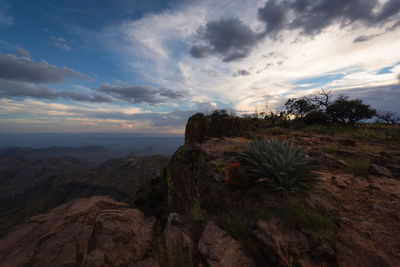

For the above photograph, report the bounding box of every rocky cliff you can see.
[1,114,400,266]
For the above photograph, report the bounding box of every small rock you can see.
[332,176,351,188]
[338,139,356,146]
[369,163,392,178]
[312,243,334,258]
[386,164,400,177]
[319,137,333,142]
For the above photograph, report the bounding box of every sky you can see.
[0,0,400,134]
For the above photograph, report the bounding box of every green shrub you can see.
[347,157,370,176]
[302,110,328,125]
[319,144,339,154]
[275,202,333,232]
[241,137,320,190]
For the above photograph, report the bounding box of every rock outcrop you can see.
[184,113,258,145]
[0,196,157,267]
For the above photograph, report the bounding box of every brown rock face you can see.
[198,221,255,267]
[0,196,157,267]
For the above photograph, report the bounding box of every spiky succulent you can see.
[240,137,319,190]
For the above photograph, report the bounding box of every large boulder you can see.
[0,196,156,267]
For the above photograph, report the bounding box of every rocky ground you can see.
[1,115,399,266]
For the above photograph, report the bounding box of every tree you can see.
[284,98,319,118]
[307,89,332,110]
[210,109,230,118]
[377,111,400,125]
[326,96,376,125]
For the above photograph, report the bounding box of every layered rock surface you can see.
[0,196,157,267]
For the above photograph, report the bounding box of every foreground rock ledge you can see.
[0,196,157,267]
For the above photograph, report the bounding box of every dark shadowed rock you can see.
[338,139,356,146]
[252,219,310,266]
[198,221,255,267]
[164,213,200,266]
[369,163,393,177]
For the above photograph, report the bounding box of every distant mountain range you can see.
[0,146,170,236]
[0,133,184,156]
[0,146,115,165]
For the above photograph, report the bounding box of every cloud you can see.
[98,84,185,105]
[189,18,261,62]
[50,36,71,51]
[0,0,13,26]
[192,101,217,112]
[335,84,400,113]
[233,69,250,77]
[0,80,59,99]
[13,47,31,58]
[53,42,71,51]
[353,35,379,43]
[0,51,84,83]
[257,0,286,36]
[0,79,113,102]
[60,91,114,103]
[190,0,400,61]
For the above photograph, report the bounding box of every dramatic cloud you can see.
[257,0,286,36]
[190,0,400,61]
[189,18,261,62]
[233,69,251,77]
[13,47,31,58]
[0,80,58,99]
[0,79,113,103]
[0,0,13,26]
[0,51,84,83]
[98,84,185,105]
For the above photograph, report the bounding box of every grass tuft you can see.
[346,157,370,176]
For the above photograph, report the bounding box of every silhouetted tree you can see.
[285,98,319,118]
[377,111,400,125]
[326,96,376,125]
[307,89,332,110]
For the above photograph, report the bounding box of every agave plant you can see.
[240,137,319,190]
